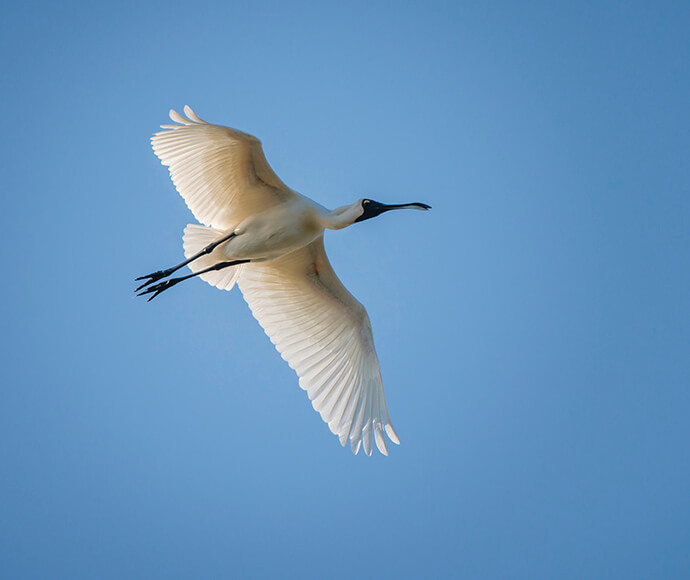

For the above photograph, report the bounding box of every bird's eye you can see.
[363,199,370,205]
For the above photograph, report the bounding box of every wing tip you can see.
[168,108,187,124]
[166,106,206,126]
[385,424,400,445]
[375,426,389,455]
[184,105,205,123]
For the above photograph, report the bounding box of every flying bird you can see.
[136,106,430,455]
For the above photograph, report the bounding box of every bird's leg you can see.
[136,259,250,302]
[135,231,237,291]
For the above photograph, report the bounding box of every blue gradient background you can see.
[1,1,688,578]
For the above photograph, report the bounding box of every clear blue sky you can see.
[1,1,688,578]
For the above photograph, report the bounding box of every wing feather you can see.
[237,237,399,455]
[151,106,295,229]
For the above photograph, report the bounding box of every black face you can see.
[354,199,431,223]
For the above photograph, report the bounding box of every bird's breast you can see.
[224,205,323,261]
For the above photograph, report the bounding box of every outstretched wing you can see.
[238,237,400,455]
[151,106,296,230]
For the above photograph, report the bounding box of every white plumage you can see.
[137,106,430,455]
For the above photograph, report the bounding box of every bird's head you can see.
[354,199,431,223]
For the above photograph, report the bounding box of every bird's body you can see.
[137,106,429,455]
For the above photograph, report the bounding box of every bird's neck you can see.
[319,203,362,230]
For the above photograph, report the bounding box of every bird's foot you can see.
[134,268,177,292]
[136,277,183,301]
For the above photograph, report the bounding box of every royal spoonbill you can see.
[136,106,430,455]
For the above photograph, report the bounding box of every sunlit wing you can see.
[151,106,296,230]
[237,237,400,455]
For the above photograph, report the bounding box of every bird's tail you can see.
[182,224,243,291]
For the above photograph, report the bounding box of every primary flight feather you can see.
[137,106,430,455]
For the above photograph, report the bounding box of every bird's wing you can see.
[151,106,296,230]
[237,237,400,455]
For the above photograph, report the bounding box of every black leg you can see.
[135,231,237,292]
[136,259,250,301]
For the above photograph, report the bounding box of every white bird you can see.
[136,106,430,455]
